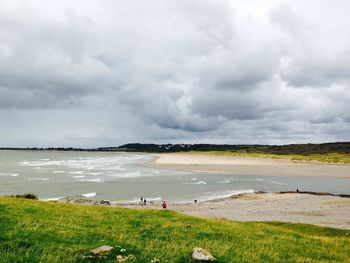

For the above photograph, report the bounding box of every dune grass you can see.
[0,198,349,262]
[183,151,350,164]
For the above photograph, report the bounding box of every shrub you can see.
[12,193,38,200]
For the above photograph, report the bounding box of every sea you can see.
[0,150,349,203]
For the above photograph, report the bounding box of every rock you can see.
[116,255,128,262]
[91,245,114,255]
[192,247,216,261]
[116,254,137,262]
[73,198,93,204]
[100,200,111,205]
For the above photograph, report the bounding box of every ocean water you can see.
[0,150,349,203]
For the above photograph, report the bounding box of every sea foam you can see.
[81,192,96,198]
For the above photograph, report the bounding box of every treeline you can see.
[1,142,350,155]
[117,142,350,155]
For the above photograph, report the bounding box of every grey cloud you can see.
[269,3,350,88]
[0,0,349,146]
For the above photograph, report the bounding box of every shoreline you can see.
[144,153,350,178]
[37,191,350,230]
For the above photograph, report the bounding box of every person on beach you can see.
[140,197,143,205]
[144,198,147,205]
[162,201,167,209]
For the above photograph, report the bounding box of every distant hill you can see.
[115,142,350,155]
[1,142,350,155]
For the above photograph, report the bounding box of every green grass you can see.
[0,198,349,262]
[183,151,350,164]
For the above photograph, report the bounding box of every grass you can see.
[0,198,349,262]
[183,151,350,164]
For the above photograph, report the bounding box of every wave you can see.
[217,180,231,184]
[186,181,207,185]
[78,178,103,183]
[81,192,96,198]
[0,173,19,177]
[28,177,50,181]
[113,196,162,204]
[16,155,165,181]
[68,171,84,174]
[144,197,162,201]
[269,181,287,185]
[255,178,264,181]
[197,189,255,202]
[84,172,103,176]
[41,196,65,201]
[105,171,141,178]
[70,175,85,179]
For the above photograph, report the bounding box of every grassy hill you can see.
[117,142,350,163]
[0,197,349,262]
[183,151,350,163]
[2,142,350,163]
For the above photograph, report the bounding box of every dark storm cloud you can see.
[0,0,349,146]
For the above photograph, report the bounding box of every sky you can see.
[0,0,349,147]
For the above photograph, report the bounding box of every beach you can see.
[146,153,350,178]
[170,192,350,229]
[111,192,350,229]
[141,153,350,229]
[2,150,350,229]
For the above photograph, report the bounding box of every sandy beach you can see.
[170,192,350,229]
[112,192,350,229]
[141,153,350,229]
[145,153,350,178]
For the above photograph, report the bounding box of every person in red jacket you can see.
[162,200,167,209]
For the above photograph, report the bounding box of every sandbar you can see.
[145,153,350,178]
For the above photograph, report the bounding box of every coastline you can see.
[168,192,350,230]
[4,151,350,229]
[47,191,350,229]
[137,153,350,229]
[144,153,350,178]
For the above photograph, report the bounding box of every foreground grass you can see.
[184,151,350,164]
[0,198,349,263]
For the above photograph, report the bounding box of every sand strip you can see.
[110,192,350,229]
[145,153,350,178]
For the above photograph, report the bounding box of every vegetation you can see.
[184,151,350,164]
[117,142,350,163]
[9,193,38,200]
[0,197,349,262]
[2,142,350,163]
[117,142,350,155]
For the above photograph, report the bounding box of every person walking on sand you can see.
[144,198,147,206]
[140,197,143,205]
[162,200,167,209]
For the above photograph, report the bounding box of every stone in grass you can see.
[116,254,137,262]
[91,245,114,255]
[192,247,216,261]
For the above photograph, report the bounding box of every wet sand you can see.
[55,153,350,229]
[145,153,350,178]
[170,193,350,229]
[114,193,350,229]
[141,153,350,229]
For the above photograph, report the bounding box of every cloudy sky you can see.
[0,0,349,147]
